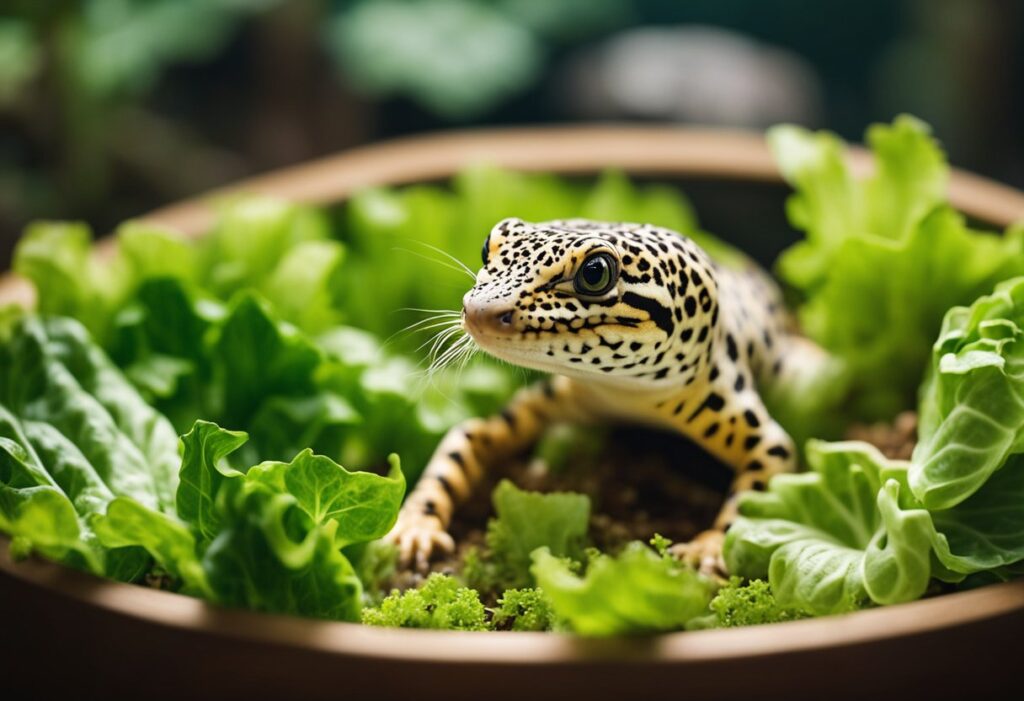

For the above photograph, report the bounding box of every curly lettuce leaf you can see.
[247,451,404,547]
[772,114,947,290]
[727,436,1024,614]
[725,441,934,615]
[111,419,405,619]
[913,277,1024,509]
[486,480,590,588]
[771,116,1024,419]
[202,480,363,621]
[176,420,247,542]
[531,542,713,635]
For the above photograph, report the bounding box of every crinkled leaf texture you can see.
[485,479,590,588]
[726,439,1024,616]
[166,421,404,619]
[531,542,713,635]
[725,441,933,616]
[913,277,1024,509]
[0,313,406,620]
[771,116,1024,419]
[0,317,182,580]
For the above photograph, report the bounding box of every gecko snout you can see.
[463,301,515,335]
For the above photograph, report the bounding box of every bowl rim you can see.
[2,124,1024,663]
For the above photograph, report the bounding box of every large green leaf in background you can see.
[771,116,1024,419]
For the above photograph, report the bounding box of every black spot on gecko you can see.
[621,292,674,335]
[500,409,517,430]
[688,392,725,422]
[744,435,761,451]
[743,409,760,428]
[435,475,456,499]
[767,445,791,460]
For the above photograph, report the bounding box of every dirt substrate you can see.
[389,413,920,590]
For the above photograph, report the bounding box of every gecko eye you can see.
[481,234,491,265]
[574,252,618,296]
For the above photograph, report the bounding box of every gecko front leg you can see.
[386,375,586,571]
[662,366,797,574]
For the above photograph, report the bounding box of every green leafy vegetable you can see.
[176,420,247,542]
[202,481,363,621]
[724,441,931,615]
[913,277,1024,508]
[531,542,714,635]
[728,281,1024,613]
[482,480,590,590]
[772,116,1024,419]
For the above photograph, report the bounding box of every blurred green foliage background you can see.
[1,0,1022,259]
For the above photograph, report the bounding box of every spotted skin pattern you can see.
[387,217,831,572]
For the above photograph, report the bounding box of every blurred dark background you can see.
[2,0,1022,265]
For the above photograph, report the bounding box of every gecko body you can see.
[387,217,831,571]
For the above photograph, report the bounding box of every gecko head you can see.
[461,217,720,390]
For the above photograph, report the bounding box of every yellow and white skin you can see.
[385,217,831,573]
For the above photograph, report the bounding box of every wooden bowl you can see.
[3,127,1024,701]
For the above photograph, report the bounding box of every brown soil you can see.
[392,412,919,589]
[844,411,917,460]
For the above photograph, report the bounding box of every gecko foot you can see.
[384,512,455,572]
[670,529,726,577]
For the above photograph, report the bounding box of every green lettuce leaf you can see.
[92,496,210,597]
[212,294,322,430]
[531,542,713,635]
[1,317,166,511]
[724,441,933,615]
[247,451,404,547]
[12,222,128,345]
[913,276,1024,508]
[772,114,947,290]
[176,420,247,542]
[202,480,363,621]
[771,116,1024,419]
[483,479,590,589]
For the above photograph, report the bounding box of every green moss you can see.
[707,578,808,628]
[361,573,487,631]
[491,588,556,631]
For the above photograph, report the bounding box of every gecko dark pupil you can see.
[481,235,491,265]
[575,253,616,295]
